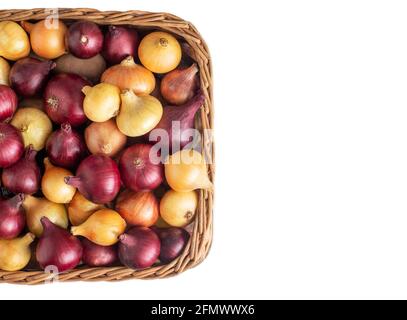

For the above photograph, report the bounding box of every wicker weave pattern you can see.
[0,8,213,285]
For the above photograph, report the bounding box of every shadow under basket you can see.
[0,8,214,285]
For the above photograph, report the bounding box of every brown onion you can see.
[68,192,105,226]
[85,120,127,157]
[116,190,159,227]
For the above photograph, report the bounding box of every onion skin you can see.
[11,107,53,151]
[160,190,198,227]
[55,53,106,84]
[71,209,126,246]
[22,20,67,60]
[0,57,10,86]
[161,64,199,105]
[44,73,90,127]
[81,238,118,267]
[0,233,35,271]
[152,92,205,152]
[68,192,105,226]
[118,227,160,269]
[119,144,164,192]
[85,120,127,157]
[0,194,26,240]
[65,154,121,204]
[10,57,56,98]
[2,145,40,194]
[102,26,139,65]
[0,85,17,121]
[116,190,159,227]
[66,21,103,59]
[23,195,68,237]
[36,217,82,272]
[0,21,30,61]
[42,158,76,204]
[138,31,182,74]
[0,122,24,168]
[101,56,156,95]
[46,123,87,169]
[154,227,190,263]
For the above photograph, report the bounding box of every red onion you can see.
[0,123,24,168]
[0,85,18,122]
[10,57,55,97]
[154,227,190,263]
[81,238,118,267]
[65,154,121,204]
[151,91,205,152]
[0,194,26,239]
[36,217,83,272]
[119,144,164,192]
[2,145,40,194]
[102,26,139,65]
[46,123,87,169]
[118,227,161,269]
[66,21,104,59]
[44,73,90,127]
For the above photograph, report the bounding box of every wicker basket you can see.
[0,8,213,285]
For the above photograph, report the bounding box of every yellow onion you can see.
[82,83,121,122]
[0,21,30,61]
[101,56,156,95]
[117,90,163,137]
[10,107,52,151]
[41,158,76,204]
[0,57,10,85]
[21,20,67,59]
[0,233,34,271]
[138,32,181,74]
[84,119,127,157]
[165,149,213,192]
[23,195,68,237]
[160,190,198,227]
[68,191,105,226]
[71,209,126,246]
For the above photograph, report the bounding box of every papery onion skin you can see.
[116,190,159,227]
[71,209,126,246]
[44,73,90,127]
[36,217,82,272]
[55,53,106,84]
[160,64,199,105]
[82,83,121,122]
[0,84,18,122]
[0,194,26,240]
[68,191,105,226]
[66,21,103,59]
[0,122,24,168]
[0,233,34,271]
[23,195,68,237]
[22,20,67,60]
[65,154,121,204]
[42,158,76,204]
[85,120,127,157]
[118,227,160,269]
[81,238,118,267]
[160,190,198,227]
[46,123,87,169]
[0,57,10,86]
[154,227,190,263]
[138,31,182,74]
[0,21,30,61]
[10,107,53,151]
[2,145,40,194]
[101,56,156,95]
[102,26,139,65]
[9,57,56,98]
[119,144,164,192]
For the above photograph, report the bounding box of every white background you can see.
[1,0,407,299]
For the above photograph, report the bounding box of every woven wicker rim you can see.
[0,8,214,285]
